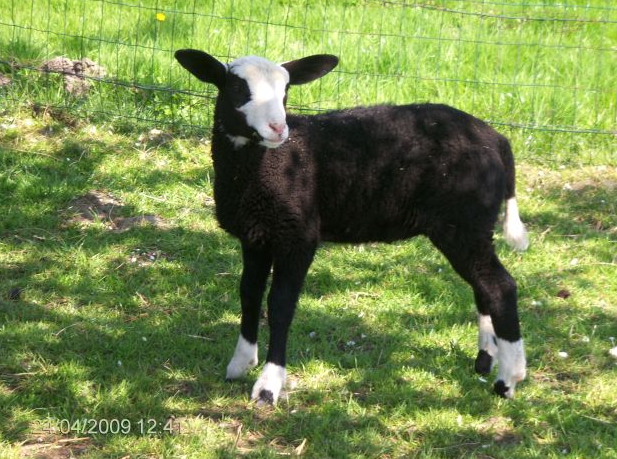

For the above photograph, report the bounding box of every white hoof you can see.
[494,338,526,398]
[251,362,286,405]
[226,335,258,380]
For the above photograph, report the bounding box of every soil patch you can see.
[20,436,92,458]
[40,57,106,96]
[66,190,167,232]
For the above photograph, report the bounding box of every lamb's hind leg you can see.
[430,235,526,398]
[473,254,526,398]
[226,243,272,380]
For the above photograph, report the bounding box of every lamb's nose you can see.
[269,123,286,136]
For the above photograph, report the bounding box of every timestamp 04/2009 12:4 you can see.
[37,417,182,436]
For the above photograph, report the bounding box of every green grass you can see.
[1,105,616,458]
[1,0,616,164]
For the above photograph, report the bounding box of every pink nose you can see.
[269,123,286,136]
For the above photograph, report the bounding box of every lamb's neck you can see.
[209,120,269,237]
[210,120,268,200]
[212,122,266,165]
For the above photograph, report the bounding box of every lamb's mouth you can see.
[252,131,287,149]
[259,138,286,148]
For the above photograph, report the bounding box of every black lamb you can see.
[175,49,529,405]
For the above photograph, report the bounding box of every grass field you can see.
[0,107,616,458]
[1,0,616,164]
[1,0,617,458]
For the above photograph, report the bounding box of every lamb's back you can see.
[287,104,508,242]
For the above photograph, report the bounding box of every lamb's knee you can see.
[501,274,517,303]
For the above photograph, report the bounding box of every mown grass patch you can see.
[1,108,616,458]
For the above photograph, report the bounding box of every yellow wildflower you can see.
[156,12,166,22]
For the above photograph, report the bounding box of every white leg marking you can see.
[503,198,529,252]
[226,335,258,380]
[495,338,527,398]
[251,362,286,404]
[478,314,499,361]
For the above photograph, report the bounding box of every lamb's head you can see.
[175,50,338,148]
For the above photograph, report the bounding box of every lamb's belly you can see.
[320,215,420,243]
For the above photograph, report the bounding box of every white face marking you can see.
[251,362,286,404]
[503,198,529,251]
[228,56,290,148]
[495,338,526,398]
[226,335,258,380]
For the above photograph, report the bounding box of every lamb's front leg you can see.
[251,245,316,405]
[226,243,272,380]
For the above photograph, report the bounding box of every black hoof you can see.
[258,389,274,405]
[474,350,493,375]
[493,380,509,398]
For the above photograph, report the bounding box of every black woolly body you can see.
[175,50,527,402]
[212,103,514,251]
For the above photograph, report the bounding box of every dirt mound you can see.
[40,57,106,96]
[66,190,167,232]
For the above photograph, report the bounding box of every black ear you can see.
[175,49,226,88]
[281,54,338,85]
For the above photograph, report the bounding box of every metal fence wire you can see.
[1,0,616,164]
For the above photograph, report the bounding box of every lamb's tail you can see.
[499,136,529,252]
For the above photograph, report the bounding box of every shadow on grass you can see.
[1,131,616,457]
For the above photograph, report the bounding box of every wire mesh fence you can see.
[1,0,616,164]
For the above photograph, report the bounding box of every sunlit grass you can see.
[1,0,616,456]
[1,108,616,458]
[1,0,616,165]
